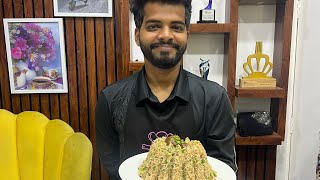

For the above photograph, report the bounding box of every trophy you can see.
[199,58,210,80]
[239,42,276,88]
[197,0,218,23]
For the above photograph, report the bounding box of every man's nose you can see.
[157,26,174,41]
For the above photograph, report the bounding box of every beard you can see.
[140,38,187,69]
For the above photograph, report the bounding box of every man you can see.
[96,0,236,179]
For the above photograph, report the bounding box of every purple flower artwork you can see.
[9,23,57,71]
[4,19,68,94]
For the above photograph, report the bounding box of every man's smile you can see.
[154,45,175,51]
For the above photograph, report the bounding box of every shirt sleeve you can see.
[206,90,237,171]
[95,91,121,179]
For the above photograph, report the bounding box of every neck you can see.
[144,60,181,102]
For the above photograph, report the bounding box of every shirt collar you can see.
[134,66,190,104]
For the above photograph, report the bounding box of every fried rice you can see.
[138,135,217,180]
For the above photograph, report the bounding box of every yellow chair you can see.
[0,109,93,180]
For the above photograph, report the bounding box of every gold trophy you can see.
[239,42,276,88]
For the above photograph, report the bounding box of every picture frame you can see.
[3,18,68,94]
[53,0,113,17]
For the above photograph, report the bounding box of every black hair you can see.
[130,0,192,29]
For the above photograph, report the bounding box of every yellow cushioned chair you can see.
[0,109,93,180]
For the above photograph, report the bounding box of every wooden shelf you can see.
[239,0,285,5]
[189,23,232,33]
[235,85,286,98]
[236,132,283,145]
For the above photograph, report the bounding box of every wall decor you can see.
[239,41,276,88]
[53,0,113,17]
[3,18,68,94]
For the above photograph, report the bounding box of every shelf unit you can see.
[236,132,282,145]
[189,23,233,33]
[118,0,294,179]
[239,0,285,5]
[235,86,286,98]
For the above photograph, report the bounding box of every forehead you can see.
[143,2,186,23]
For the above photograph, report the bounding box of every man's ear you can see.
[135,28,140,46]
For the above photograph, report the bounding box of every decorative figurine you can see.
[240,42,276,88]
[199,58,210,80]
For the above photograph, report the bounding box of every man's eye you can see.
[147,25,160,31]
[172,26,184,32]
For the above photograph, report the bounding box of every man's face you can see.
[135,2,189,69]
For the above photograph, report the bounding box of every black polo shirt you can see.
[96,67,236,179]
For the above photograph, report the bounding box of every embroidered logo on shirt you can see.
[141,131,173,151]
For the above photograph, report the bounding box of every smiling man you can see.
[96,0,236,179]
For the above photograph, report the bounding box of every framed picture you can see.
[3,18,68,94]
[53,0,113,17]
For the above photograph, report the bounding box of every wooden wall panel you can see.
[256,146,267,180]
[237,146,247,180]
[86,17,100,180]
[0,0,11,111]
[0,1,118,179]
[106,18,116,85]
[0,0,13,112]
[65,17,79,131]
[0,81,2,108]
[236,146,276,180]
[246,146,257,179]
[115,0,130,80]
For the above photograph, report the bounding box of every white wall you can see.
[277,0,320,179]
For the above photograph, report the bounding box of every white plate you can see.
[119,152,236,180]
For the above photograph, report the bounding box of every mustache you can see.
[150,41,180,49]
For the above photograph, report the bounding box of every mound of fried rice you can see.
[138,135,217,180]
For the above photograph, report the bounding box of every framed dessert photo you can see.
[53,0,113,17]
[3,18,68,94]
